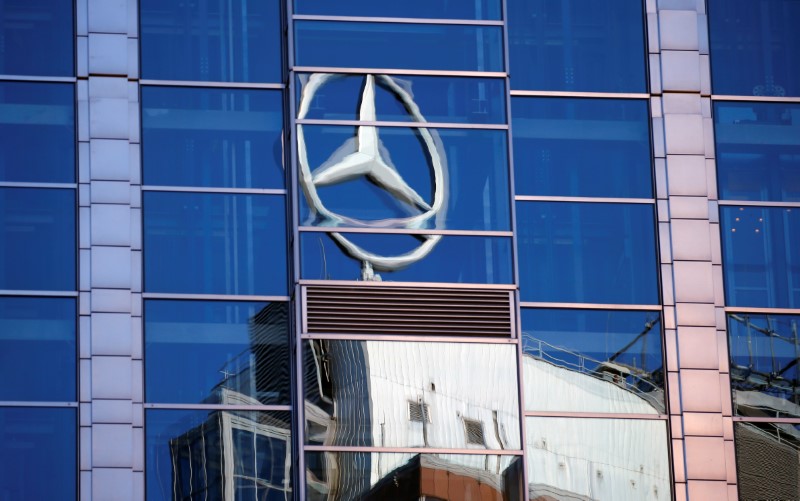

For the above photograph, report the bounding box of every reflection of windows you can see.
[408,401,431,423]
[464,419,486,446]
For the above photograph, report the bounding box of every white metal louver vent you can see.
[464,419,486,446]
[408,401,431,423]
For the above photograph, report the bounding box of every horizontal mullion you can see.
[0,290,78,297]
[0,74,76,83]
[725,306,800,315]
[515,195,655,204]
[712,94,800,103]
[524,411,667,420]
[510,89,650,99]
[143,293,290,301]
[296,119,508,130]
[292,15,504,26]
[292,67,507,79]
[143,403,292,411]
[139,79,285,89]
[718,200,800,208]
[0,401,79,408]
[519,302,661,311]
[303,445,523,455]
[299,226,511,237]
[301,333,517,343]
[301,279,516,290]
[143,185,287,195]
[0,182,77,189]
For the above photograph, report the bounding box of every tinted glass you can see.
[304,340,520,448]
[709,0,800,97]
[513,97,652,198]
[306,453,523,501]
[294,0,502,20]
[735,422,800,501]
[507,0,646,92]
[516,202,659,304]
[0,188,75,291]
[0,408,76,500]
[0,82,75,183]
[0,0,73,76]
[299,126,510,230]
[297,73,507,124]
[145,300,290,405]
[140,0,282,83]
[526,417,670,501]
[142,86,284,189]
[721,206,800,308]
[301,232,513,284]
[294,21,503,72]
[714,102,800,202]
[146,409,292,501]
[144,192,287,295]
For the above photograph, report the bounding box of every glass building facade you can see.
[0,0,797,499]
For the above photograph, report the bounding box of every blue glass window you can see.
[714,102,800,202]
[709,0,800,97]
[144,192,287,295]
[0,188,75,291]
[142,86,284,189]
[294,21,503,72]
[512,97,652,198]
[0,82,74,183]
[145,300,290,405]
[140,0,282,83]
[0,0,74,76]
[294,0,501,20]
[516,202,659,304]
[721,206,800,308]
[507,0,646,92]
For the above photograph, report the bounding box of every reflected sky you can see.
[0,0,74,76]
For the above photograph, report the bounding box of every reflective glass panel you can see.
[140,0,282,83]
[296,73,507,124]
[0,298,75,401]
[294,21,503,72]
[299,125,510,230]
[721,206,800,308]
[521,309,664,414]
[526,417,670,501]
[714,102,800,202]
[145,300,290,405]
[300,232,513,284]
[144,192,287,295]
[709,0,800,97]
[306,452,523,501]
[507,0,646,92]
[735,422,800,501]
[294,0,501,20]
[146,409,292,501]
[0,408,76,500]
[304,339,520,449]
[512,97,652,198]
[0,82,74,183]
[516,202,659,304]
[0,188,75,291]
[0,0,73,76]
[142,86,284,189]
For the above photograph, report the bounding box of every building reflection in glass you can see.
[734,421,800,500]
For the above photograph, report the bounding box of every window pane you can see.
[735,422,800,501]
[146,409,292,501]
[300,232,513,284]
[0,408,76,500]
[512,97,652,198]
[521,309,664,414]
[294,21,503,72]
[304,340,520,449]
[709,0,800,97]
[145,300,290,405]
[0,82,74,183]
[508,0,646,92]
[516,202,659,304]
[714,102,800,202]
[144,192,287,295]
[140,0,282,83]
[721,206,800,308]
[142,86,284,189]
[0,0,73,76]
[0,188,75,291]
[294,0,501,20]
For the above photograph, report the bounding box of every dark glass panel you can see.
[300,232,513,284]
[294,21,503,72]
[516,202,659,304]
[512,97,652,198]
[304,340,520,448]
[299,125,510,230]
[0,297,75,401]
[735,422,800,501]
[146,410,292,501]
[306,452,523,501]
[145,300,290,405]
[0,0,73,76]
[709,0,800,97]
[142,86,284,189]
[140,0,282,83]
[0,82,74,183]
[143,192,287,295]
[0,188,75,291]
[0,408,76,500]
[721,206,800,308]
[294,0,501,20]
[507,0,646,92]
[714,102,800,202]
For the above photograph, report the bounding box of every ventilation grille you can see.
[408,401,431,423]
[464,419,486,446]
[303,285,513,336]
